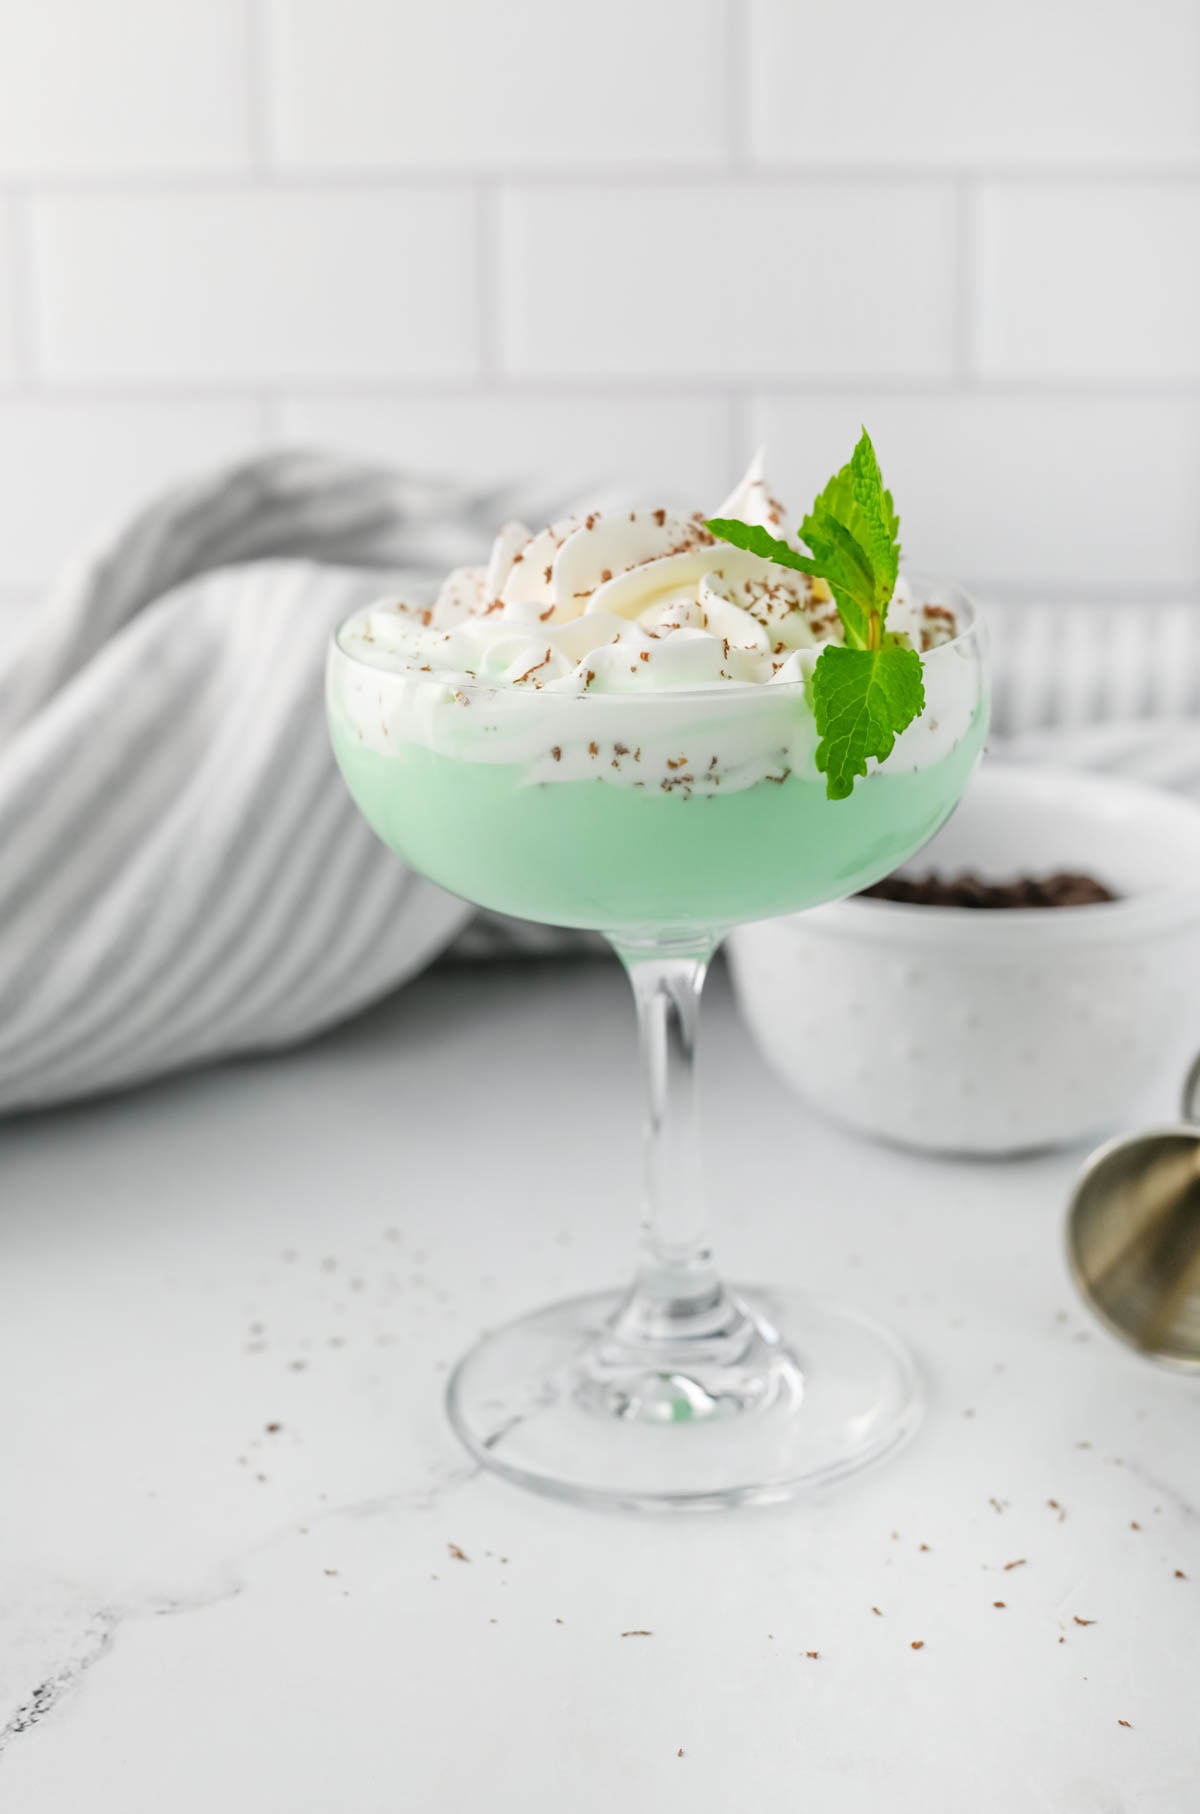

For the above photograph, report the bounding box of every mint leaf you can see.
[805,429,900,604]
[796,516,875,648]
[708,427,922,796]
[799,428,900,650]
[812,642,925,801]
[703,517,821,579]
[707,430,901,654]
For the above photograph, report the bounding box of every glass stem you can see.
[610,936,745,1348]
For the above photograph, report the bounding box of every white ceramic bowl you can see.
[727,764,1200,1155]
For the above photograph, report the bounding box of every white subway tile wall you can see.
[753,395,1200,595]
[264,0,730,170]
[0,0,1197,599]
[978,185,1200,380]
[498,183,957,379]
[31,191,479,382]
[0,401,264,586]
[749,0,1200,167]
[0,0,252,176]
[278,393,733,508]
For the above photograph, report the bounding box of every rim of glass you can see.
[331,573,982,704]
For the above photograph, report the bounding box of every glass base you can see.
[446,1286,921,1512]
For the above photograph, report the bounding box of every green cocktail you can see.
[325,447,988,1511]
[328,688,987,935]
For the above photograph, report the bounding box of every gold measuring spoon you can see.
[1066,1053,1200,1369]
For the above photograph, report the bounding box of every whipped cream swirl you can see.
[341,453,958,696]
[331,455,973,794]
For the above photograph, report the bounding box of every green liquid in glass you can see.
[331,708,987,934]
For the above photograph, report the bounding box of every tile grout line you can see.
[243,0,274,174]
[474,180,500,382]
[726,390,750,476]
[6,376,1200,404]
[0,165,1198,198]
[724,0,750,174]
[954,175,977,388]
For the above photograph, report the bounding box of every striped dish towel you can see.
[0,452,552,1115]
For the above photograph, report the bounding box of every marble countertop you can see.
[0,958,1195,1813]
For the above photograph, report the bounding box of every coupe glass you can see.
[327,580,987,1510]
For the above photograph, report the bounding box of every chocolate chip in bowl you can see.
[859,871,1118,909]
[727,764,1200,1155]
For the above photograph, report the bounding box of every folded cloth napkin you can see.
[0,452,553,1115]
[996,717,1200,795]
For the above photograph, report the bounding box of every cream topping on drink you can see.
[341,453,958,697]
[332,455,974,794]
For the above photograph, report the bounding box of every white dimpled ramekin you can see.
[727,764,1200,1155]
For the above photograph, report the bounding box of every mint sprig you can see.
[811,639,924,801]
[706,428,924,799]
